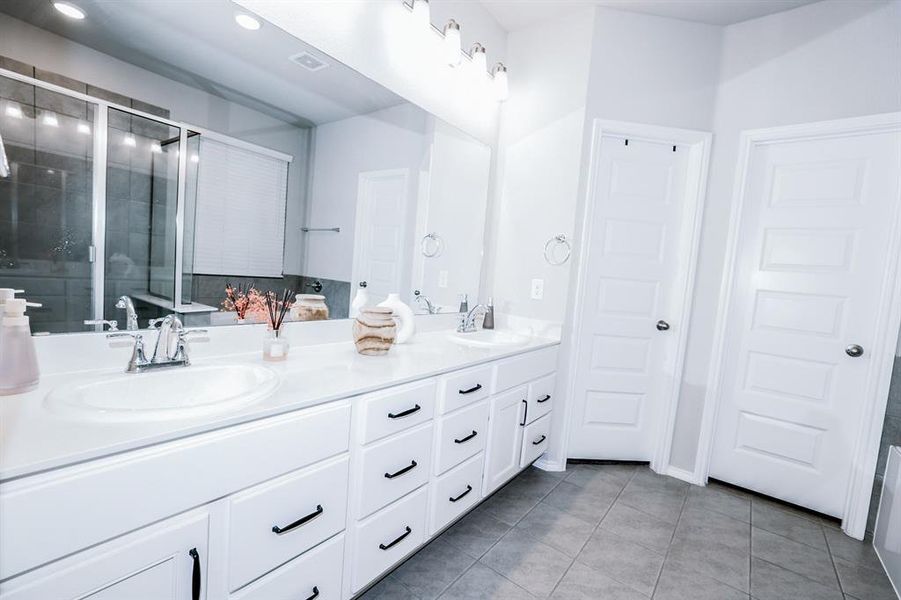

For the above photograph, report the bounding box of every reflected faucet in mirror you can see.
[116,296,139,331]
[414,290,440,314]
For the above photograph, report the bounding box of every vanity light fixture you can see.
[492,62,509,102]
[443,20,462,67]
[41,111,59,127]
[123,133,136,148]
[76,121,90,135]
[234,13,261,31]
[470,43,487,73]
[53,2,85,20]
[411,0,430,27]
[4,102,22,119]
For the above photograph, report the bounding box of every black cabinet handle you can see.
[454,430,478,444]
[532,435,547,446]
[305,586,320,600]
[520,399,528,426]
[537,394,551,403]
[189,548,201,600]
[449,485,473,503]
[458,384,482,395]
[271,505,323,535]
[379,526,412,550]
[385,460,417,479]
[388,404,421,419]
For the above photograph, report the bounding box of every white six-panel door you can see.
[709,129,901,517]
[569,135,695,460]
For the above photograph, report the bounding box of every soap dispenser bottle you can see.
[483,297,495,330]
[0,298,41,395]
[0,288,23,348]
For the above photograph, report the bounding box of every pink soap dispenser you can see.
[0,298,41,395]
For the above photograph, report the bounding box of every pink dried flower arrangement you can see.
[223,283,268,320]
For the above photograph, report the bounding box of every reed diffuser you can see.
[262,288,294,361]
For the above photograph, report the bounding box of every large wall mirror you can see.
[0,0,490,334]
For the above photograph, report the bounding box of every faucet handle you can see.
[107,331,143,341]
[147,318,164,329]
[178,328,209,341]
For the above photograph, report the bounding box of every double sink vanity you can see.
[0,322,559,600]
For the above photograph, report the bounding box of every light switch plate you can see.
[530,278,544,300]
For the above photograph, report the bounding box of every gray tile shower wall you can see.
[868,355,901,535]
[298,275,351,320]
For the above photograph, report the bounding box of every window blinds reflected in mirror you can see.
[191,138,291,279]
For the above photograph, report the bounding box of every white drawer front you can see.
[434,400,489,475]
[520,414,551,468]
[356,424,433,519]
[360,380,436,444]
[430,454,484,536]
[231,534,344,600]
[228,456,349,591]
[525,374,555,424]
[438,365,493,414]
[495,346,558,393]
[352,487,428,593]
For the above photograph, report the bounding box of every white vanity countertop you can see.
[0,331,558,482]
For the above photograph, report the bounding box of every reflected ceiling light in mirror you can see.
[76,121,90,134]
[150,142,162,154]
[41,111,59,127]
[53,2,85,20]
[5,102,22,119]
[443,20,461,67]
[123,133,136,147]
[235,13,261,30]
[190,153,200,163]
[492,63,509,102]
[470,43,487,73]
[411,0,430,26]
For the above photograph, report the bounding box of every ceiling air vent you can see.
[289,52,328,72]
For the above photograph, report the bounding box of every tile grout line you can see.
[648,491,689,599]
[822,523,849,596]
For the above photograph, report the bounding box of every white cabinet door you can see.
[482,387,526,496]
[1,510,209,600]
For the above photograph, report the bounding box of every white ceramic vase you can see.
[377,293,415,344]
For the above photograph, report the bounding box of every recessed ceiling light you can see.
[150,142,162,154]
[53,2,86,20]
[235,13,261,30]
[123,134,136,147]
[5,102,23,119]
[41,111,59,127]
[77,121,90,134]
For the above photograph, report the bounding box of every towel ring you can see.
[421,232,444,258]
[544,234,571,266]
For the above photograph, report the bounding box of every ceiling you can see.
[481,0,822,31]
[0,0,403,126]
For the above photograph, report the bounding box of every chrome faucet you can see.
[107,314,207,373]
[414,290,440,314]
[457,304,489,333]
[115,296,139,331]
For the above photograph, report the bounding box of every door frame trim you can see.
[557,119,712,477]
[695,112,901,539]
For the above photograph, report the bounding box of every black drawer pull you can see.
[379,526,412,550]
[458,383,482,395]
[388,404,421,419]
[385,460,417,479]
[536,394,551,403]
[271,505,323,535]
[520,399,528,426]
[454,430,478,444]
[449,485,473,503]
[189,548,201,600]
[305,586,320,600]
[532,435,547,446]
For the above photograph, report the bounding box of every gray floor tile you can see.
[675,506,750,552]
[600,502,676,552]
[685,484,751,523]
[751,527,838,588]
[628,468,690,494]
[543,481,618,525]
[441,508,512,558]
[516,502,595,557]
[833,557,898,600]
[362,574,421,599]
[438,563,536,600]
[823,527,882,567]
[393,537,477,599]
[564,463,636,491]
[750,557,843,600]
[480,528,573,598]
[653,562,748,600]
[506,467,566,498]
[665,537,750,592]
[550,561,649,600]
[576,528,664,597]
[479,483,544,527]
[618,483,686,525]
[752,495,821,525]
[752,501,827,550]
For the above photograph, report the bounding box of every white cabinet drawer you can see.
[520,414,551,468]
[495,346,558,393]
[352,487,428,593]
[356,424,432,519]
[438,365,493,414]
[429,454,483,536]
[360,379,436,444]
[434,400,489,475]
[228,455,349,591]
[231,534,344,600]
[525,374,555,424]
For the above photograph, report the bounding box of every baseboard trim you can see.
[665,465,703,485]
[534,457,566,472]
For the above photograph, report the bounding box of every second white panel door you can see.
[569,135,694,460]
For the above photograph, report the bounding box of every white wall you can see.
[0,16,311,275]
[669,0,901,472]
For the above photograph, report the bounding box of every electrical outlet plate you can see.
[438,270,449,288]
[530,278,544,300]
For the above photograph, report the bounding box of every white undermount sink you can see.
[448,329,530,349]
[44,364,279,422]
